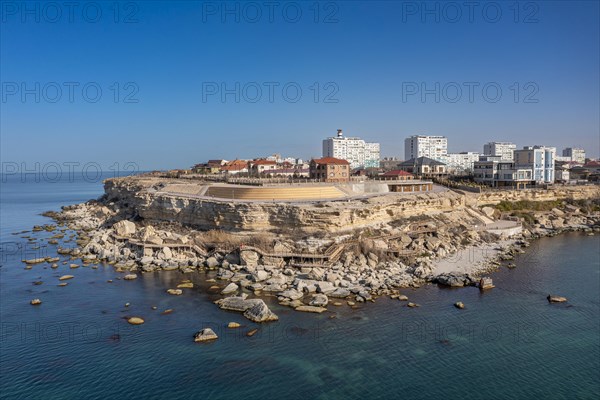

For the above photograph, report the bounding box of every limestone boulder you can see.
[113,220,136,237]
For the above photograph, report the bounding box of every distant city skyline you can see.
[2,1,598,170]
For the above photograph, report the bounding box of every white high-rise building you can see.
[322,129,380,169]
[514,146,555,183]
[483,142,517,161]
[442,152,480,174]
[404,135,448,161]
[562,147,586,164]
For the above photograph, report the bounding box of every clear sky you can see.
[1,0,599,171]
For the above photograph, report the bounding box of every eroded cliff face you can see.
[103,177,600,233]
[103,178,465,232]
[473,185,600,205]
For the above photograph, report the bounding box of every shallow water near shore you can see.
[1,174,599,399]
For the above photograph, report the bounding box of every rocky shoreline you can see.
[22,188,599,325]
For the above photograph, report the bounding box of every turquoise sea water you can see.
[1,174,599,399]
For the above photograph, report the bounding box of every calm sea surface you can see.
[1,174,599,400]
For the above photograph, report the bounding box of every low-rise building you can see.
[397,156,447,177]
[248,159,278,176]
[473,160,533,189]
[309,157,350,182]
[220,159,249,175]
[514,146,555,183]
[380,170,414,180]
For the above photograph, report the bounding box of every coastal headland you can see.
[31,175,600,322]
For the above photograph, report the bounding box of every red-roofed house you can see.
[249,159,278,175]
[380,170,414,180]
[220,159,249,175]
[309,157,350,182]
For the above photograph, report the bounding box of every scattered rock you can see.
[479,277,495,290]
[113,220,136,236]
[59,275,74,281]
[454,301,465,309]
[127,317,144,325]
[547,295,567,303]
[221,282,239,295]
[407,302,420,308]
[124,274,137,280]
[246,329,258,337]
[194,328,218,342]
[308,294,329,307]
[227,322,241,328]
[243,300,279,322]
[295,305,327,313]
[167,289,183,295]
[30,298,42,305]
[397,295,409,301]
[23,258,45,265]
[177,282,194,288]
[161,309,174,315]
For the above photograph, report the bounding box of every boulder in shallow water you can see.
[243,300,279,322]
[166,289,183,295]
[59,275,74,281]
[221,282,239,295]
[547,295,567,303]
[295,305,327,313]
[479,277,495,290]
[194,328,218,342]
[30,298,42,305]
[124,274,137,280]
[127,317,144,325]
[309,294,329,307]
[454,301,465,309]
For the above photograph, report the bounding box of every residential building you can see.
[483,142,516,161]
[554,162,570,183]
[379,170,414,180]
[397,156,447,177]
[248,159,277,176]
[514,146,555,183]
[404,135,448,161]
[220,159,249,175]
[442,152,480,174]
[473,160,533,189]
[562,147,586,164]
[309,157,350,182]
[322,129,380,169]
[380,157,402,171]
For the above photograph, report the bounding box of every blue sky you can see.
[1,0,599,170]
